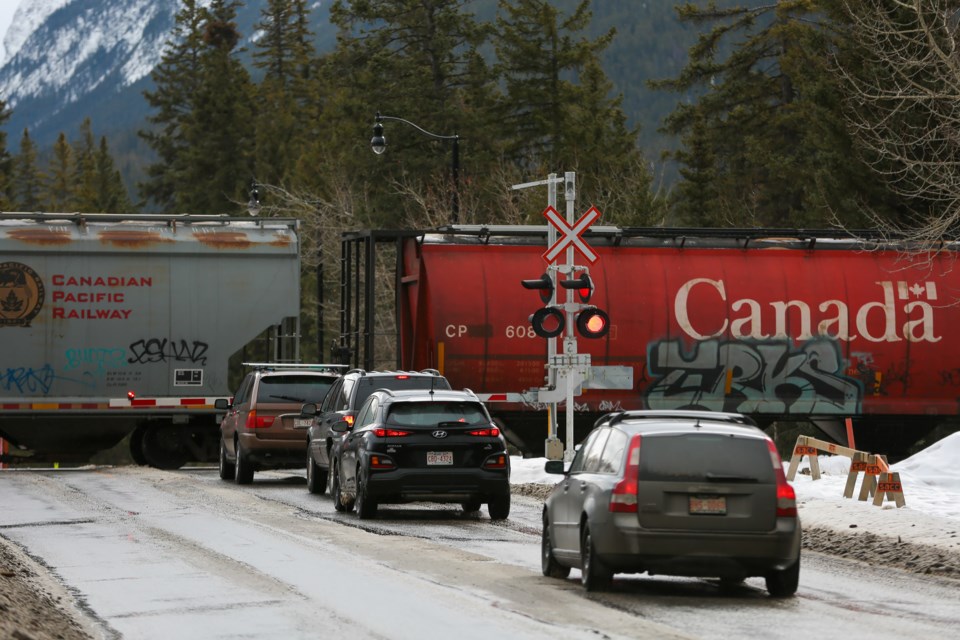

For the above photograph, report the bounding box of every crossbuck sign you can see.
[542,205,601,264]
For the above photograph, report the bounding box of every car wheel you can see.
[461,499,482,513]
[306,446,327,495]
[487,493,510,520]
[765,556,800,597]
[234,440,254,485]
[542,514,571,579]
[355,466,378,520]
[218,438,235,481]
[580,523,612,591]
[332,461,354,512]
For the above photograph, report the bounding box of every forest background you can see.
[1,0,958,365]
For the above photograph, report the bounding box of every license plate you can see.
[427,451,453,466]
[294,418,313,428]
[689,495,726,515]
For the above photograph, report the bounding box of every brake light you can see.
[344,415,355,426]
[245,411,274,429]
[483,454,507,469]
[395,375,410,380]
[373,428,412,437]
[468,426,500,437]
[610,434,641,513]
[767,439,798,517]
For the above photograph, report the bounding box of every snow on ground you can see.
[510,430,960,554]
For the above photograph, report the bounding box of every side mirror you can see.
[215,398,231,410]
[544,460,566,475]
[331,420,351,433]
[300,402,318,418]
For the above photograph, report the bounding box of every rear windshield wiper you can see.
[269,394,306,402]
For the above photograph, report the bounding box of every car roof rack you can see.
[242,362,349,373]
[605,410,757,427]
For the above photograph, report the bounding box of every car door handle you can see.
[579,482,588,492]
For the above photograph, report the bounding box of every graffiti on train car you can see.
[645,338,862,415]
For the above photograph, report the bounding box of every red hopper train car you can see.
[337,227,960,458]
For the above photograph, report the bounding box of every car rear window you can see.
[638,433,775,483]
[355,375,451,407]
[386,401,489,427]
[255,375,336,404]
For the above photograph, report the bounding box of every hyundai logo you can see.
[432,430,448,439]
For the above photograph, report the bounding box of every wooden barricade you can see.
[786,435,905,508]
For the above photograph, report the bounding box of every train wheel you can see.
[129,424,147,466]
[141,424,188,470]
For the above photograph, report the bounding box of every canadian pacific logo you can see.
[0,262,45,327]
[675,278,942,343]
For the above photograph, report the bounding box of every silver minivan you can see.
[541,410,801,595]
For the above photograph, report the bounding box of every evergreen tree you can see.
[13,129,44,211]
[139,0,209,210]
[654,1,890,227]
[252,0,316,186]
[325,0,497,225]
[72,118,99,211]
[0,100,12,210]
[94,136,134,212]
[44,133,75,211]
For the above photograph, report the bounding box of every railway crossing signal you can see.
[521,270,608,339]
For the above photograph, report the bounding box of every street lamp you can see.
[370,111,460,224]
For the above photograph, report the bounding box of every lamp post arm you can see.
[376,112,459,142]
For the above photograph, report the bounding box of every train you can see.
[0,212,302,468]
[337,226,960,459]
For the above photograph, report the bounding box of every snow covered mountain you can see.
[0,0,333,147]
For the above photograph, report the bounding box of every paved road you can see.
[1,466,958,640]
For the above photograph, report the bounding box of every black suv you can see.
[327,388,511,520]
[297,369,451,494]
[217,364,343,484]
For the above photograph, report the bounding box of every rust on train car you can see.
[8,228,73,245]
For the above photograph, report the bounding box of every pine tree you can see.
[654,1,890,227]
[94,136,134,212]
[0,100,12,210]
[139,0,209,210]
[44,133,75,211]
[72,118,99,212]
[178,0,255,214]
[252,0,316,186]
[13,129,44,211]
[494,0,614,170]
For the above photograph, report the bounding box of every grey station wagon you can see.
[541,410,801,595]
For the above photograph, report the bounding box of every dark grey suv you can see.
[297,369,451,494]
[541,410,801,595]
[327,388,511,520]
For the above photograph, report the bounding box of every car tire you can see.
[580,523,612,591]
[461,499,482,513]
[765,556,800,597]
[218,438,235,481]
[487,493,510,520]
[306,446,327,495]
[332,461,354,512]
[234,440,254,485]
[542,515,571,579]
[355,466,378,520]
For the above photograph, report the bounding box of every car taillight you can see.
[344,414,355,426]
[373,428,411,437]
[610,434,641,513]
[767,439,798,518]
[468,426,500,437]
[483,454,507,469]
[245,411,274,429]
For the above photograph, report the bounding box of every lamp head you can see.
[371,121,386,155]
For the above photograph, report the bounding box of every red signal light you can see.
[576,308,609,339]
[127,391,136,400]
[530,306,565,338]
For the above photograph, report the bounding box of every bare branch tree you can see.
[833,0,960,251]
